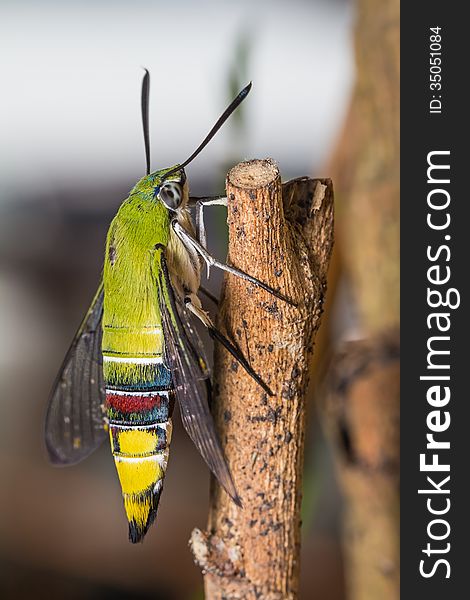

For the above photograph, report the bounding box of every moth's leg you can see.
[184,293,213,327]
[187,195,227,208]
[196,202,207,249]
[188,196,227,249]
[184,294,273,396]
[172,220,295,306]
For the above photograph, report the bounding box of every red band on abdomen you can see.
[106,392,167,414]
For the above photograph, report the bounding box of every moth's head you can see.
[138,70,252,207]
[150,166,188,212]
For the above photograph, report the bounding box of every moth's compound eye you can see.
[159,181,183,210]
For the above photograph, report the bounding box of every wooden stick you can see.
[189,159,334,600]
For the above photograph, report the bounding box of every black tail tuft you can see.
[127,485,163,544]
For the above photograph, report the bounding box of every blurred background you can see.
[1,0,399,599]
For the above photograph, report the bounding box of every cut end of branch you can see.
[227,158,279,190]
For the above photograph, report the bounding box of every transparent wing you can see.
[157,252,241,506]
[45,283,107,465]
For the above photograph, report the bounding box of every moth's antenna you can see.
[163,81,252,180]
[141,68,151,175]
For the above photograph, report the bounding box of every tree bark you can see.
[322,332,400,599]
[329,0,399,334]
[322,0,400,598]
[189,159,334,599]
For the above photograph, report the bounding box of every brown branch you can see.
[329,0,400,334]
[320,1,400,598]
[322,332,400,598]
[189,159,334,599]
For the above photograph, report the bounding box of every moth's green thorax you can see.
[102,166,186,381]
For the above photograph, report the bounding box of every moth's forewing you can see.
[157,251,240,505]
[45,284,107,465]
